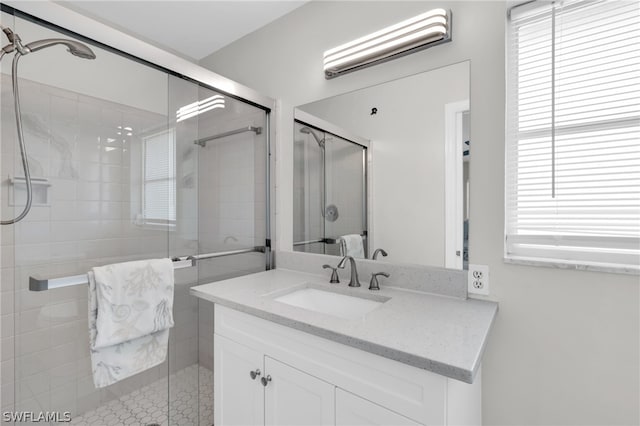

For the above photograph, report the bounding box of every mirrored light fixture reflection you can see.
[176,95,225,122]
[323,8,451,79]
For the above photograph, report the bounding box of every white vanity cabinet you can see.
[215,335,335,425]
[214,305,482,426]
[335,389,420,426]
[264,356,335,425]
[215,335,264,425]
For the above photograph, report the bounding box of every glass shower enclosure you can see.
[293,119,367,257]
[0,5,271,425]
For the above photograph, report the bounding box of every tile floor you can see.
[68,365,213,426]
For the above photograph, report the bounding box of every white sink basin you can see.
[274,287,387,320]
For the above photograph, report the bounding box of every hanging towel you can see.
[339,234,365,258]
[88,258,174,388]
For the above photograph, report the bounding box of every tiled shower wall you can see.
[0,74,269,422]
[0,73,179,419]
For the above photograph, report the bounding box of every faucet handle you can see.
[322,264,340,284]
[369,272,390,291]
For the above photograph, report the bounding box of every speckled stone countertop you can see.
[190,268,498,384]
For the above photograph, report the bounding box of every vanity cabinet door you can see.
[336,388,421,426]
[214,334,265,426]
[264,356,335,425]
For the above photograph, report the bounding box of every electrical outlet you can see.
[468,264,489,296]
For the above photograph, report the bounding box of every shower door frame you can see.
[293,108,370,257]
[1,0,276,270]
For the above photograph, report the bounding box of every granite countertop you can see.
[190,268,498,384]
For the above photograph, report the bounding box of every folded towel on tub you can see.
[88,258,174,388]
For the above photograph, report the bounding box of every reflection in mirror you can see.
[293,117,368,258]
[293,61,470,269]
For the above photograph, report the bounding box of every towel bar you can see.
[293,233,367,247]
[28,246,266,291]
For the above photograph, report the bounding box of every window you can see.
[506,0,640,272]
[142,129,176,226]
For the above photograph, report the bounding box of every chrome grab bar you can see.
[28,246,266,291]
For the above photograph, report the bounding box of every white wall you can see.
[1,11,167,115]
[200,1,640,424]
[300,62,469,266]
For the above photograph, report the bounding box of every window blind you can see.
[506,0,640,271]
[143,129,176,225]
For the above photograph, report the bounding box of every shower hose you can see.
[0,48,33,225]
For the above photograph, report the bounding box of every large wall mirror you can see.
[293,61,470,269]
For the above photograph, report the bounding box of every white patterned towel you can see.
[88,258,174,388]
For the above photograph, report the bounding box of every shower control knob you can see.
[249,369,261,380]
[261,375,272,387]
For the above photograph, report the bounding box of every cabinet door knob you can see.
[260,375,272,386]
[249,369,261,380]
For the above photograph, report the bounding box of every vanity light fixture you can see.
[176,94,225,122]
[323,8,451,79]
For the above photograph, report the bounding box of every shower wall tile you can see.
[50,362,77,391]
[15,290,48,312]
[49,178,77,201]
[1,295,13,317]
[1,247,14,267]
[1,360,14,386]
[50,201,78,221]
[1,384,15,408]
[15,328,50,355]
[1,337,14,362]
[15,309,43,335]
[1,314,14,339]
[1,225,14,247]
[16,350,51,378]
[16,370,51,401]
[77,182,101,201]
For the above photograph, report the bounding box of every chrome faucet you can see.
[372,248,388,260]
[337,256,361,287]
[369,272,390,291]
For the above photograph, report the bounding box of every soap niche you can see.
[9,175,51,206]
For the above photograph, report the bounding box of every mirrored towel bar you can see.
[194,126,262,147]
[28,246,266,291]
[293,232,367,247]
[293,238,338,247]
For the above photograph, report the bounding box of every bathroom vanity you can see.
[191,268,497,426]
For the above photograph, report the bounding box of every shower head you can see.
[25,38,96,59]
[300,126,325,147]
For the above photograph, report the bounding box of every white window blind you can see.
[506,0,640,272]
[143,129,176,225]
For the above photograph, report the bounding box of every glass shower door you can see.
[0,9,175,425]
[324,134,367,257]
[293,121,367,257]
[168,75,269,425]
[0,7,271,426]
